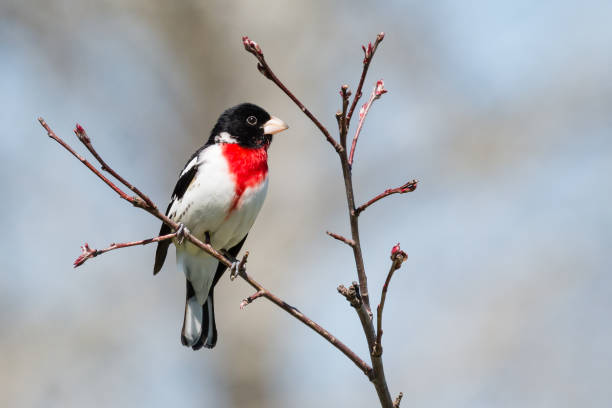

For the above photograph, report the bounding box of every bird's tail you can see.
[181,280,217,350]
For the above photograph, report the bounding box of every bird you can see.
[153,103,288,350]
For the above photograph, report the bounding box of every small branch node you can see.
[74,123,90,143]
[242,36,263,56]
[372,342,383,357]
[74,243,97,267]
[131,196,146,208]
[393,392,403,408]
[390,243,408,268]
[338,282,363,308]
[240,289,265,309]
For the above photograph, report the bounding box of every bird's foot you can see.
[229,251,249,281]
[176,223,190,245]
[229,260,240,281]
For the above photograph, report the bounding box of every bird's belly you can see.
[174,176,268,255]
[212,177,268,249]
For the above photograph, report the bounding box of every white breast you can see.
[169,144,269,254]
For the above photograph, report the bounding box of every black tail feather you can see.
[192,292,217,350]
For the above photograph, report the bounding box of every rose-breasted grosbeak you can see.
[153,103,288,350]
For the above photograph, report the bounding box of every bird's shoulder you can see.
[170,142,220,202]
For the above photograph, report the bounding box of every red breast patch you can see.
[222,143,268,213]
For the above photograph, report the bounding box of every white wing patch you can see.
[181,156,199,177]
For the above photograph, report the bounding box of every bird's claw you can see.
[229,261,240,281]
[176,223,189,245]
[229,251,249,281]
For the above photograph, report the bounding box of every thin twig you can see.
[338,85,352,149]
[346,32,385,124]
[74,232,177,267]
[348,80,387,166]
[355,180,418,216]
[326,231,356,247]
[373,244,407,357]
[241,36,343,153]
[237,269,373,377]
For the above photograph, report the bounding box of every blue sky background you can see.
[1,1,611,407]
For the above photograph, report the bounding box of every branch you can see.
[346,32,385,124]
[326,230,356,247]
[39,119,373,378]
[242,33,401,408]
[39,118,230,266]
[240,270,372,377]
[355,180,418,216]
[348,79,387,166]
[74,232,177,267]
[373,244,408,357]
[338,281,393,406]
[241,36,343,154]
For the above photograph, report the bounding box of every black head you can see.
[208,103,288,148]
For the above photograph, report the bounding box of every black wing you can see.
[153,159,199,275]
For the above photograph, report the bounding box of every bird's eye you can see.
[246,116,257,126]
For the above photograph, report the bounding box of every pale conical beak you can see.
[263,116,289,135]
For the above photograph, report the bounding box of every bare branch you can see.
[356,180,418,216]
[242,36,343,153]
[74,232,177,267]
[238,270,373,377]
[346,32,385,124]
[39,118,373,380]
[373,244,408,357]
[348,79,387,166]
[339,281,393,406]
[326,230,356,247]
[44,31,409,408]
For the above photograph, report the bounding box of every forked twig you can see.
[74,232,177,267]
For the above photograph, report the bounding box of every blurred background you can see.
[1,1,611,407]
